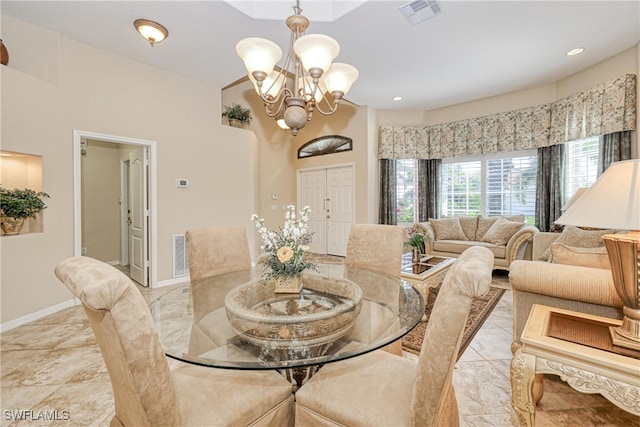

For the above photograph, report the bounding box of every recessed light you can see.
[393,96,402,101]
[566,47,585,56]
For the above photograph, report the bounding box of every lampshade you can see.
[555,160,640,230]
[298,76,326,102]
[293,34,340,73]
[236,38,283,75]
[561,187,588,212]
[323,63,359,95]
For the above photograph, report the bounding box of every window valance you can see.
[379,74,636,160]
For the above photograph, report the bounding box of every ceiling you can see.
[2,1,639,111]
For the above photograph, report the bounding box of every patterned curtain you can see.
[535,144,565,232]
[378,74,636,160]
[417,159,441,222]
[598,131,632,176]
[379,159,397,225]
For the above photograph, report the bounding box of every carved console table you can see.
[510,304,640,426]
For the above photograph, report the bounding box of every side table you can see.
[510,304,640,426]
[400,253,454,321]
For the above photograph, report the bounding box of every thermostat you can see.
[176,178,190,188]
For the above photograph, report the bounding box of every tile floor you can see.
[1,273,639,426]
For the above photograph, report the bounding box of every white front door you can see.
[129,148,148,286]
[326,166,354,256]
[300,169,327,254]
[299,165,354,256]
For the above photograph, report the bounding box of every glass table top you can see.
[148,264,424,370]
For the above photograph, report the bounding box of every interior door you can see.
[129,147,148,286]
[326,166,354,256]
[300,169,327,254]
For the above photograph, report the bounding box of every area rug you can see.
[402,284,506,359]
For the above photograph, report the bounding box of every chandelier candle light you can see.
[251,205,317,293]
[236,0,359,136]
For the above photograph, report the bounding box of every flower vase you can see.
[274,275,303,294]
[412,247,419,263]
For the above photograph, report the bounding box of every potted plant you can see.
[222,103,252,128]
[0,186,50,235]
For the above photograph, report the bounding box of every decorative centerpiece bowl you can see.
[224,274,362,352]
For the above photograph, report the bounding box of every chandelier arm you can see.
[313,97,341,116]
[262,89,292,118]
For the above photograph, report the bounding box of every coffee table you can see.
[400,253,455,320]
[510,304,640,426]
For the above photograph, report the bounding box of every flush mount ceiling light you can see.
[134,19,168,47]
[236,0,358,136]
[566,47,585,56]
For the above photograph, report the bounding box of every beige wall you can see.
[81,140,121,263]
[1,15,258,324]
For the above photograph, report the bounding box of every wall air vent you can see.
[399,0,442,25]
[173,234,189,278]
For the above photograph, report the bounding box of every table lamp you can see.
[555,159,640,352]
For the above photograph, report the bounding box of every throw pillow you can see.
[457,216,479,241]
[549,242,611,270]
[481,217,524,245]
[540,226,613,261]
[475,214,525,241]
[429,217,467,241]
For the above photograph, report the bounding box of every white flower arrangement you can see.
[251,205,317,283]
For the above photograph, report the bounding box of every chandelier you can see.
[236,1,359,136]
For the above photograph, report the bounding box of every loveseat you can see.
[509,229,624,343]
[417,214,538,271]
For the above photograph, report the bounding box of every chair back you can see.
[185,225,251,282]
[55,256,179,427]
[345,224,405,277]
[412,246,494,426]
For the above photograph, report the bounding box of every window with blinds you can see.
[396,159,417,223]
[441,151,537,223]
[441,160,482,217]
[564,137,600,203]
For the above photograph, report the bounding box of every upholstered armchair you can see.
[345,223,406,355]
[55,256,294,427]
[510,231,624,343]
[294,246,495,427]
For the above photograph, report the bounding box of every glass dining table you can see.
[149,263,424,387]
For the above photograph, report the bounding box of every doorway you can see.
[73,130,157,287]
[298,164,355,256]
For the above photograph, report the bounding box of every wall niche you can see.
[0,151,45,234]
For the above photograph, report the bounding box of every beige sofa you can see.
[509,231,624,343]
[417,214,538,271]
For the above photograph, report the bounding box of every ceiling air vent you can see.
[399,0,443,25]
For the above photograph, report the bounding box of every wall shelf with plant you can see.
[222,103,252,128]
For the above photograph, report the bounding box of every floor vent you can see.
[399,0,443,25]
[173,234,190,278]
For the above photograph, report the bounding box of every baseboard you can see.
[105,260,120,266]
[0,298,78,333]
[155,276,189,288]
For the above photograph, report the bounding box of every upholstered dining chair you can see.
[345,223,406,355]
[185,225,252,355]
[295,246,495,427]
[185,225,251,282]
[345,223,405,276]
[55,256,294,427]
